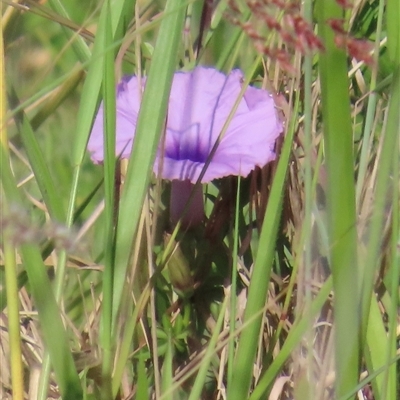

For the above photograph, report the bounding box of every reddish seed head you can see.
[335,0,353,9]
[327,18,347,35]
[264,14,281,31]
[334,35,374,65]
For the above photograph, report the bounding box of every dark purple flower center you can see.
[166,123,207,163]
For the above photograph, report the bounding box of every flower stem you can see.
[170,180,204,229]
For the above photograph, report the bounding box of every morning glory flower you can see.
[88,67,282,227]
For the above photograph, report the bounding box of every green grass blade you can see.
[1,26,24,397]
[161,334,174,400]
[361,66,400,400]
[136,353,149,400]
[3,237,24,400]
[356,0,385,205]
[386,0,400,66]
[111,0,186,326]
[316,1,359,396]
[48,0,91,63]
[19,245,83,399]
[215,9,250,71]
[110,0,135,42]
[0,146,83,400]
[72,0,133,168]
[227,177,241,384]
[8,88,65,222]
[99,0,117,397]
[227,87,297,400]
[365,296,394,399]
[249,277,333,400]
[30,68,84,131]
[187,298,228,400]
[384,149,399,399]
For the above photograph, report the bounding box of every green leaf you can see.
[111,0,186,328]
[316,1,360,396]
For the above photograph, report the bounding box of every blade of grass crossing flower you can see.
[99,1,117,397]
[228,87,298,400]
[316,1,359,397]
[72,0,135,167]
[227,177,241,385]
[111,0,186,327]
[0,148,82,399]
[64,3,135,374]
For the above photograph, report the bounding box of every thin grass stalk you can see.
[38,0,130,395]
[359,0,400,327]
[361,66,399,400]
[1,29,23,391]
[1,13,82,398]
[186,297,228,400]
[111,3,186,394]
[384,150,399,399]
[136,353,148,400]
[215,9,250,71]
[0,146,83,399]
[356,0,385,206]
[35,0,107,394]
[316,1,359,396]
[227,176,241,385]
[337,354,400,400]
[3,237,24,400]
[161,334,174,400]
[48,0,91,63]
[365,294,392,399]
[228,82,298,400]
[100,1,117,397]
[249,277,333,400]
[6,3,159,123]
[30,68,84,130]
[0,0,6,152]
[302,0,315,395]
[8,87,65,222]
[201,0,229,56]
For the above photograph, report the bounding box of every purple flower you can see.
[88,67,282,227]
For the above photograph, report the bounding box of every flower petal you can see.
[88,67,282,184]
[88,76,144,163]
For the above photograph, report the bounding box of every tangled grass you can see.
[1,0,399,399]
